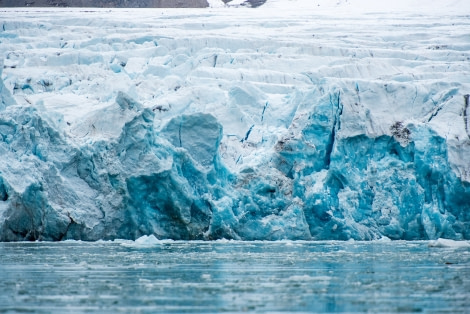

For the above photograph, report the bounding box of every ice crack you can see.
[464,94,469,139]
[324,91,343,169]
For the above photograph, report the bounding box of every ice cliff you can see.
[0,2,469,241]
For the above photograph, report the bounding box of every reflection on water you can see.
[0,240,469,312]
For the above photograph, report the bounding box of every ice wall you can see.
[0,6,469,241]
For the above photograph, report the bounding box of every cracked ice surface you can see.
[0,0,470,241]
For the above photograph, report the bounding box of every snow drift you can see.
[0,1,469,241]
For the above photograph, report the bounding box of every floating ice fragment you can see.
[120,235,165,248]
[428,238,470,248]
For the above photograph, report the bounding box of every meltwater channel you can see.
[1,239,469,313]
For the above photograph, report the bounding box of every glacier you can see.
[0,0,470,241]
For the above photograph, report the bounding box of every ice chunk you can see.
[428,238,470,248]
[127,234,163,248]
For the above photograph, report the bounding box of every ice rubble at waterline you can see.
[0,2,469,241]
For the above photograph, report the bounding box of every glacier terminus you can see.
[0,0,470,241]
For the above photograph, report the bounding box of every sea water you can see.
[1,239,469,313]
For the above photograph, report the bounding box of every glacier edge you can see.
[0,7,469,241]
[1,86,469,241]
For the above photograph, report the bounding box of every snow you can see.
[261,0,470,14]
[0,0,469,241]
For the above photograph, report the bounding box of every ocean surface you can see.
[1,239,469,313]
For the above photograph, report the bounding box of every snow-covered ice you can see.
[0,0,469,241]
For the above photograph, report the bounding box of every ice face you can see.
[0,3,469,241]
